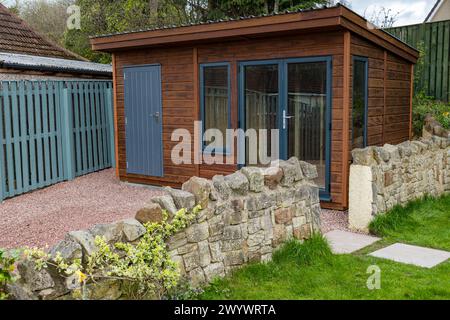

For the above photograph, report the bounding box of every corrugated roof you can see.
[0,3,80,60]
[0,52,112,75]
[91,4,333,39]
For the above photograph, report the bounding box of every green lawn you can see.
[369,195,450,251]
[198,195,450,300]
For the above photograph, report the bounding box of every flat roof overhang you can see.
[90,5,419,64]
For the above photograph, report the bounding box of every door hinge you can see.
[126,162,129,169]
[125,117,128,126]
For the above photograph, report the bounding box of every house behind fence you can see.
[0,80,115,201]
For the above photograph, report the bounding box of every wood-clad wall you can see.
[112,30,413,210]
[350,35,412,147]
[114,47,198,187]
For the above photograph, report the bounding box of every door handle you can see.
[282,110,293,129]
[152,112,160,120]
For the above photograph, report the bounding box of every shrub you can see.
[412,92,450,136]
[0,249,16,300]
[25,205,201,300]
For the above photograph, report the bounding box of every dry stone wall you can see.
[7,157,321,300]
[349,121,450,231]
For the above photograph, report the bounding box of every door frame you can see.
[351,56,369,148]
[123,64,164,177]
[238,56,332,200]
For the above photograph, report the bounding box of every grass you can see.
[198,195,450,300]
[369,195,450,251]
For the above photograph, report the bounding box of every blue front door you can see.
[124,65,163,177]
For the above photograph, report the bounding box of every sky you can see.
[346,0,437,26]
[1,0,438,27]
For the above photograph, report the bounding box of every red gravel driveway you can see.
[0,169,164,249]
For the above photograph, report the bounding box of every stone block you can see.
[224,250,245,266]
[198,240,211,267]
[49,237,83,262]
[212,175,232,200]
[224,172,249,195]
[186,222,209,243]
[203,263,225,282]
[222,225,242,240]
[17,260,55,292]
[298,160,318,180]
[351,147,375,165]
[262,166,283,189]
[183,251,200,272]
[89,222,123,244]
[67,230,97,257]
[274,207,293,224]
[286,157,304,181]
[182,176,212,208]
[241,167,264,192]
[164,187,195,210]
[151,195,178,216]
[120,219,146,242]
[135,203,163,224]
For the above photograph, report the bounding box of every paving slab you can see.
[324,230,381,254]
[369,243,450,268]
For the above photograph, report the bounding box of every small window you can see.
[201,63,231,153]
[352,57,368,149]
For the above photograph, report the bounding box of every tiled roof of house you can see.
[0,3,80,60]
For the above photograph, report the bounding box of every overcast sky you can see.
[1,0,437,27]
[347,0,436,26]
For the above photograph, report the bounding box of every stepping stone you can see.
[324,230,381,254]
[369,243,450,268]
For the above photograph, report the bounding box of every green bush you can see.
[412,92,450,137]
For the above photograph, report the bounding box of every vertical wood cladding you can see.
[350,35,412,147]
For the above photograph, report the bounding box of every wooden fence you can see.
[0,80,114,201]
[386,20,450,102]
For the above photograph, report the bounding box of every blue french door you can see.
[239,57,332,199]
[123,65,163,177]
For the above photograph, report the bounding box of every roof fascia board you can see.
[339,6,419,62]
[92,17,341,51]
[91,7,342,47]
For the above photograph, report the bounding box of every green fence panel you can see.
[387,20,450,102]
[0,80,114,201]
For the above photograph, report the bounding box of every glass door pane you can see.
[352,58,368,149]
[286,62,327,189]
[244,64,279,165]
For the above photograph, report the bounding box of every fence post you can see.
[61,84,76,181]
[0,82,4,202]
[105,86,116,168]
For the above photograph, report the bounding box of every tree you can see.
[18,0,74,45]
[11,0,335,63]
[365,6,399,29]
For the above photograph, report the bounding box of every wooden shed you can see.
[91,4,419,210]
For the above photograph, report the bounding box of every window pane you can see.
[287,62,327,189]
[352,59,367,149]
[204,66,229,148]
[244,64,279,165]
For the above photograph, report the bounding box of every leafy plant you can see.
[412,92,450,137]
[0,249,16,300]
[25,205,201,300]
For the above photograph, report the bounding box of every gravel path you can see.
[0,169,164,249]
[320,209,351,234]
